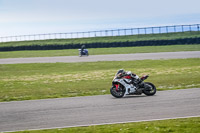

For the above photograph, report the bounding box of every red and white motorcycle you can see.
[110,70,156,98]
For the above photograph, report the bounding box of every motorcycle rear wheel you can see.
[110,85,125,98]
[143,82,156,96]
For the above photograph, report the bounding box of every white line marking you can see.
[2,115,200,133]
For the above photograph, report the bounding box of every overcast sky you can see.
[0,0,200,36]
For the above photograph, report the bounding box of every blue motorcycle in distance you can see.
[78,49,89,57]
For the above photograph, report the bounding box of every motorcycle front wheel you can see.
[110,85,125,98]
[143,82,156,96]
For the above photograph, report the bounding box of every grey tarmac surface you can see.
[0,88,200,132]
[0,51,200,64]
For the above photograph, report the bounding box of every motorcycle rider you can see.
[117,69,142,88]
[81,44,85,55]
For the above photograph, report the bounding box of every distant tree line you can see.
[0,37,200,51]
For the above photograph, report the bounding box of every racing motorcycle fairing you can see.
[113,78,136,95]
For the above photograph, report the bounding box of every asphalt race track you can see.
[0,88,200,132]
[0,51,200,64]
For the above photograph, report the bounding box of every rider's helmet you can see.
[117,69,125,75]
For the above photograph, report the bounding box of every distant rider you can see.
[81,44,85,55]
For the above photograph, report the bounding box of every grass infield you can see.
[0,58,199,102]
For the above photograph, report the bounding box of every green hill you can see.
[0,31,200,51]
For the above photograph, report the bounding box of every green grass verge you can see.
[10,117,200,133]
[0,44,200,58]
[0,31,200,47]
[0,58,199,102]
